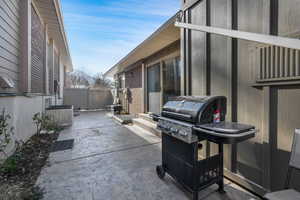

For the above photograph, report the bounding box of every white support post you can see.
[44,24,49,95]
[48,39,55,95]
[20,0,32,94]
[141,63,146,113]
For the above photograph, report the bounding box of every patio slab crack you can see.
[51,141,161,165]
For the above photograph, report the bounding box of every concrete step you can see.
[132,118,161,138]
[138,113,156,123]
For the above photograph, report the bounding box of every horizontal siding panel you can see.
[0,17,19,40]
[0,35,19,56]
[0,45,18,64]
[0,7,19,34]
[0,1,19,26]
[4,0,19,18]
[0,66,19,81]
[7,0,19,12]
[0,56,18,72]
[0,24,19,45]
[0,0,20,91]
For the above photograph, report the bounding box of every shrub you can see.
[0,109,14,160]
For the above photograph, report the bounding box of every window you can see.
[163,57,181,103]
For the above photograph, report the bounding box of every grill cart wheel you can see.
[156,165,166,179]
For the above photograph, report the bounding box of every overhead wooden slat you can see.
[262,48,266,79]
[290,49,296,77]
[175,22,300,50]
[296,50,300,76]
[266,47,270,79]
[270,46,275,78]
[275,46,279,78]
[279,47,284,77]
[258,48,262,80]
[284,48,289,77]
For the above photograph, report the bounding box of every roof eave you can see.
[104,12,180,78]
[53,0,73,72]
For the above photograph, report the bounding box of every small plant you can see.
[33,113,60,134]
[0,109,14,159]
[0,140,23,175]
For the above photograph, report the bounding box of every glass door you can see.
[162,57,181,104]
[147,63,161,114]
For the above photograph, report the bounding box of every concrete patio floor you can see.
[37,111,260,200]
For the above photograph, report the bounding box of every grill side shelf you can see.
[193,127,257,144]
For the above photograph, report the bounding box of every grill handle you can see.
[193,127,258,138]
[162,111,192,120]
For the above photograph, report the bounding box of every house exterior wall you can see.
[181,0,300,195]
[116,40,181,115]
[144,40,180,67]
[0,95,47,157]
[0,0,21,93]
[0,0,70,160]
[125,66,143,114]
[144,40,180,113]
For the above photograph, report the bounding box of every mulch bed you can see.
[0,133,59,200]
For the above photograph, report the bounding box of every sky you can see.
[61,0,180,75]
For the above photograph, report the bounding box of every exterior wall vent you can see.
[0,76,15,89]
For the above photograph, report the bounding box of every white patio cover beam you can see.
[175,22,300,50]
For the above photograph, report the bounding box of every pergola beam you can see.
[175,22,300,50]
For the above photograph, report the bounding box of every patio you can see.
[36,111,260,200]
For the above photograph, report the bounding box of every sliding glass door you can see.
[162,57,181,104]
[147,63,161,114]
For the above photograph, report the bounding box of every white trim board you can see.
[175,22,300,50]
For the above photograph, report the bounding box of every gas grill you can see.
[155,96,257,200]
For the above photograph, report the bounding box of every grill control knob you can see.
[170,127,177,133]
[179,130,188,137]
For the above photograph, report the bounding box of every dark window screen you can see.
[147,63,161,93]
[163,57,181,103]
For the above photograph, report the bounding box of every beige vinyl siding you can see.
[0,0,20,92]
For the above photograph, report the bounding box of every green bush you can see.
[0,109,14,160]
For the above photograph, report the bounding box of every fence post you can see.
[87,88,90,110]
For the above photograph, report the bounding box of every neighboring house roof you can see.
[34,0,73,72]
[104,12,180,78]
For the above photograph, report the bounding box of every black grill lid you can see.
[161,96,226,123]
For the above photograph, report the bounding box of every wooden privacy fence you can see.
[64,88,113,110]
